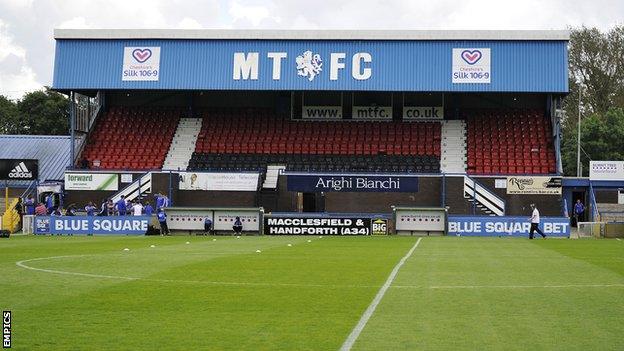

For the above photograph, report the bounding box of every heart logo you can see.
[132,48,152,63]
[461,50,482,65]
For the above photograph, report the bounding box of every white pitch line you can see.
[393,283,624,289]
[15,255,379,289]
[339,237,422,351]
[17,253,624,294]
[16,256,624,291]
[16,255,138,281]
[616,238,621,241]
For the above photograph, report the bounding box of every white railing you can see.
[463,176,505,216]
[73,92,103,164]
[75,92,101,133]
[111,172,152,203]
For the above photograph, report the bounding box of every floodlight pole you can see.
[577,85,581,177]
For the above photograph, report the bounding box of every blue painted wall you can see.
[53,39,568,92]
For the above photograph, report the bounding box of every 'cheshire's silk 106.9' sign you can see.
[452,48,491,84]
[122,47,160,81]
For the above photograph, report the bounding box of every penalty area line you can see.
[339,237,422,351]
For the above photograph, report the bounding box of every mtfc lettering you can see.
[233,51,372,81]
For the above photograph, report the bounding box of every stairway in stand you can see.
[163,118,202,171]
[263,165,286,189]
[440,120,467,174]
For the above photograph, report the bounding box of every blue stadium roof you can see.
[53,29,569,94]
[0,135,70,186]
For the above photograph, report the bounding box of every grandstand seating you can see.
[81,107,181,170]
[465,109,556,175]
[189,108,441,173]
[80,106,556,175]
[188,153,440,173]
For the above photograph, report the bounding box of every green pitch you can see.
[1,235,623,350]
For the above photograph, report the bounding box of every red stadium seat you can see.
[78,106,182,170]
[84,107,445,173]
[465,108,555,175]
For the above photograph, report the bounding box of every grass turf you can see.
[1,235,623,350]
[354,237,624,351]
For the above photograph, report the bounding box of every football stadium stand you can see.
[81,106,180,170]
[52,29,583,219]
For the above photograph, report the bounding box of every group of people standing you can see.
[17,193,171,233]
[13,192,173,235]
[94,195,155,217]
[19,195,51,216]
[22,195,167,218]
[97,194,171,235]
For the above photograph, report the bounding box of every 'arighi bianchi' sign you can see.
[286,174,418,192]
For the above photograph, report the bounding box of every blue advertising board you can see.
[286,174,418,192]
[34,216,150,235]
[447,216,570,237]
[34,217,51,234]
[53,39,568,92]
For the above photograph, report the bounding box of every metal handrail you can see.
[463,175,506,216]
[111,172,152,203]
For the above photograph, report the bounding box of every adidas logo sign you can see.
[9,162,33,179]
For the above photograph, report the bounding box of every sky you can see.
[0,0,622,100]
